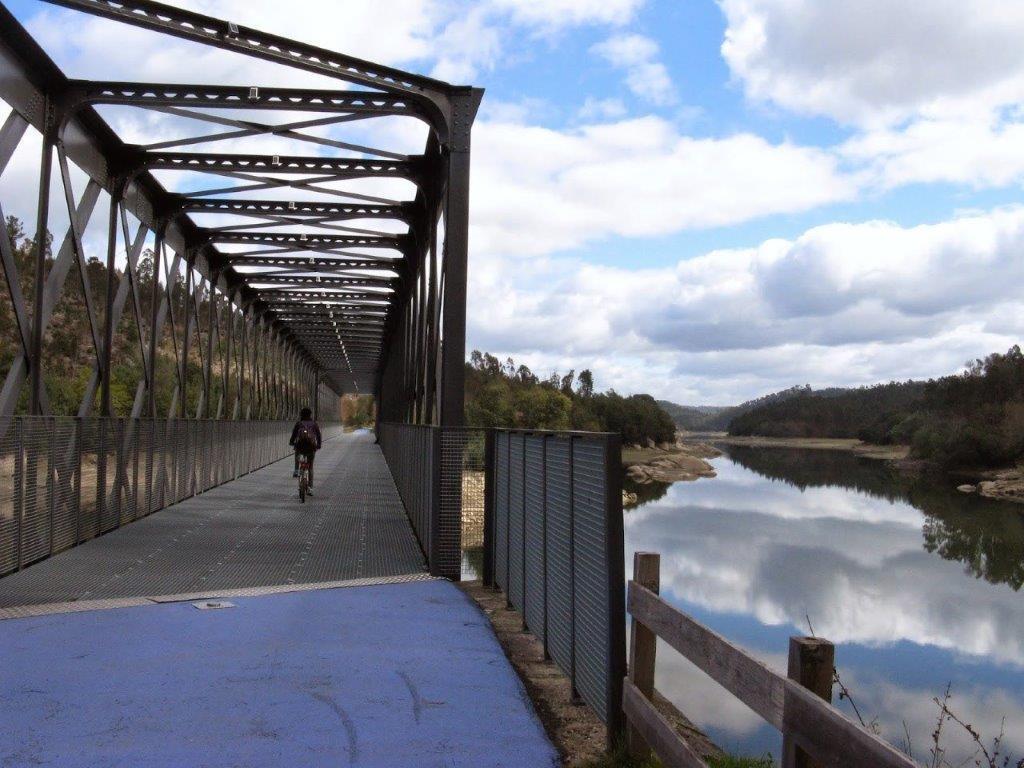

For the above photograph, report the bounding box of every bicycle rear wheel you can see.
[299,473,307,503]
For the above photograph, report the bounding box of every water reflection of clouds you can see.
[681,457,925,528]
[628,500,1024,666]
[653,645,1024,757]
[625,454,1024,761]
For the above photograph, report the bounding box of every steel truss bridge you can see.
[0,0,482,429]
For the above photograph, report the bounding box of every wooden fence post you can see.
[627,551,660,758]
[782,636,835,768]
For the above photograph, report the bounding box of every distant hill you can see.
[659,385,831,431]
[655,401,727,430]
[726,347,1024,472]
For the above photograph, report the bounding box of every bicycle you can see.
[297,453,311,502]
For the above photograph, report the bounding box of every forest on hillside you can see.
[1,215,303,419]
[728,347,1024,471]
[465,351,676,446]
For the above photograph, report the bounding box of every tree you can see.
[576,369,594,398]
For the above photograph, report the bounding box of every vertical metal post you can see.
[438,90,481,426]
[604,432,626,745]
[482,428,495,587]
[542,434,549,661]
[521,431,527,632]
[13,419,23,569]
[505,430,512,608]
[568,435,579,703]
[47,418,56,556]
[73,418,82,539]
[428,426,442,576]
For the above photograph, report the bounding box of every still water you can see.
[624,446,1024,763]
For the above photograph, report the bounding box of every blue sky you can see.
[5,0,1024,403]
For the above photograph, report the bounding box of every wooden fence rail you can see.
[624,551,919,768]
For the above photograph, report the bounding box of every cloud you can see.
[577,97,628,121]
[491,0,644,29]
[591,33,676,106]
[718,1,1024,193]
[467,206,1024,401]
[719,0,1024,127]
[470,116,854,258]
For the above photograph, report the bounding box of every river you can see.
[624,445,1024,763]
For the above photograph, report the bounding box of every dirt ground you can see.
[459,580,723,766]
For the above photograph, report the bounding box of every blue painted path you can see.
[0,580,559,767]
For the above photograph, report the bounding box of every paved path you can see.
[0,579,559,768]
[0,432,425,609]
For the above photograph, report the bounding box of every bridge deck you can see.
[0,431,425,609]
[0,579,559,767]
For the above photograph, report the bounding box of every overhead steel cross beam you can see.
[135,152,424,180]
[180,198,412,222]
[210,232,407,249]
[65,80,438,126]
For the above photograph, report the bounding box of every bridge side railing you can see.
[488,429,626,743]
[378,423,486,580]
[0,416,342,577]
[379,424,626,741]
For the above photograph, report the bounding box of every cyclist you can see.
[290,407,322,494]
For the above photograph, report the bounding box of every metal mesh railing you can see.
[378,424,486,581]
[489,429,626,736]
[379,423,437,568]
[440,429,485,579]
[0,416,342,577]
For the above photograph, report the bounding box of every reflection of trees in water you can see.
[623,476,671,508]
[722,445,1024,592]
[913,486,1024,591]
[462,546,484,580]
[721,445,906,502]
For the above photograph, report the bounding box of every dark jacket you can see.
[289,419,322,450]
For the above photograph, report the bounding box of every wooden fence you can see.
[623,552,919,768]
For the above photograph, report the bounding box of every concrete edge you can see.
[0,572,435,621]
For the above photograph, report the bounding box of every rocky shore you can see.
[623,440,721,485]
[956,467,1024,504]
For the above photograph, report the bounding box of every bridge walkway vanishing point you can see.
[0,430,560,767]
[0,431,426,611]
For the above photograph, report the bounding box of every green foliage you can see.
[1,215,278,419]
[341,394,375,427]
[725,347,1024,472]
[465,351,676,444]
[728,382,926,440]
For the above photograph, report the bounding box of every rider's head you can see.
[300,407,312,420]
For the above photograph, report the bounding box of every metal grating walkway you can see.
[0,432,425,608]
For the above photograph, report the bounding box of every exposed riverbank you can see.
[622,441,721,484]
[687,432,909,460]
[683,432,1024,506]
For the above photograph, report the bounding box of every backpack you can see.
[294,422,317,452]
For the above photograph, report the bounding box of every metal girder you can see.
[65,80,437,124]
[136,151,424,181]
[225,256,399,269]
[179,198,412,222]
[210,231,406,249]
